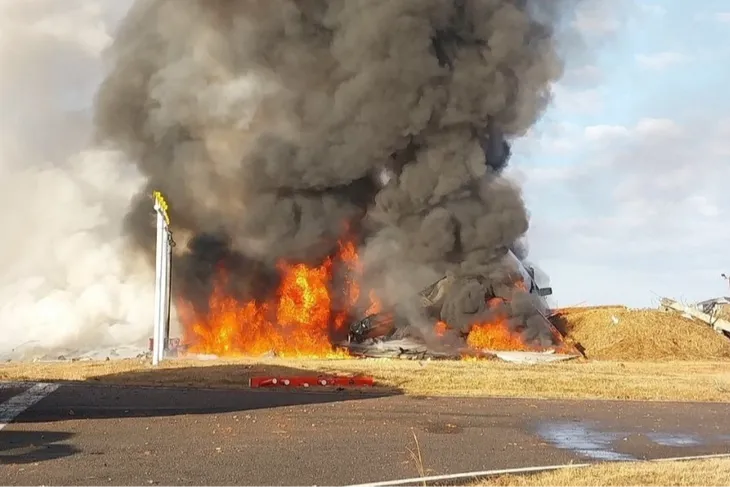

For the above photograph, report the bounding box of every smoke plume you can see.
[1,0,580,359]
[0,0,155,360]
[94,0,574,347]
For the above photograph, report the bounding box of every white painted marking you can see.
[347,463,592,487]
[0,381,39,389]
[0,382,59,430]
[348,453,730,487]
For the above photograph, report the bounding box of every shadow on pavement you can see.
[13,363,402,423]
[0,430,79,464]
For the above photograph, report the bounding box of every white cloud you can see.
[563,64,603,87]
[687,195,720,218]
[519,3,730,307]
[524,115,730,306]
[583,124,630,142]
[635,51,689,70]
[571,0,624,36]
[634,118,683,137]
[552,86,604,115]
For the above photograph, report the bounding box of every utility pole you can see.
[722,274,730,294]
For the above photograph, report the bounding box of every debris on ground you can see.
[550,305,730,361]
[344,338,467,360]
[489,350,579,365]
[343,338,581,364]
[696,296,730,320]
[660,298,730,335]
[1,344,151,363]
[344,268,582,362]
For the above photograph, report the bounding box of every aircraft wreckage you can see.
[340,250,581,362]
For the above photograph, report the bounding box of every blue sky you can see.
[510,0,730,308]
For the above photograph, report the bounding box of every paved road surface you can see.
[2,382,730,485]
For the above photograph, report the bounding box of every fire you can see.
[182,237,370,358]
[465,297,531,352]
[466,322,530,351]
[180,235,542,358]
[430,305,534,352]
[365,290,383,315]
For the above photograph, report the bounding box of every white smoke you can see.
[0,0,156,360]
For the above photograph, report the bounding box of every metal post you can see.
[157,222,167,364]
[160,225,172,359]
[164,231,173,354]
[152,202,165,366]
[152,191,172,366]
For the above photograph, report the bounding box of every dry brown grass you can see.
[2,356,729,402]
[552,306,730,361]
[3,307,729,401]
[473,457,730,486]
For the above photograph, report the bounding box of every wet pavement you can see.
[1,382,730,485]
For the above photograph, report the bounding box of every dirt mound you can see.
[550,306,730,361]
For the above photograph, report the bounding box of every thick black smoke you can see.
[95,0,572,346]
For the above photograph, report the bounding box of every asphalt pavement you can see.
[2,381,730,485]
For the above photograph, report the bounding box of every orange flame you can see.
[181,237,377,358]
[466,322,530,351]
[465,297,531,352]
[180,235,544,358]
[365,290,383,315]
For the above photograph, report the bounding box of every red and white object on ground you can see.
[249,376,375,388]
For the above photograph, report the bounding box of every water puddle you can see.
[536,421,635,461]
[646,433,702,447]
[537,421,728,461]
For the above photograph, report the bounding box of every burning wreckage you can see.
[344,251,564,360]
[343,129,571,360]
[98,1,582,362]
[167,126,578,362]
